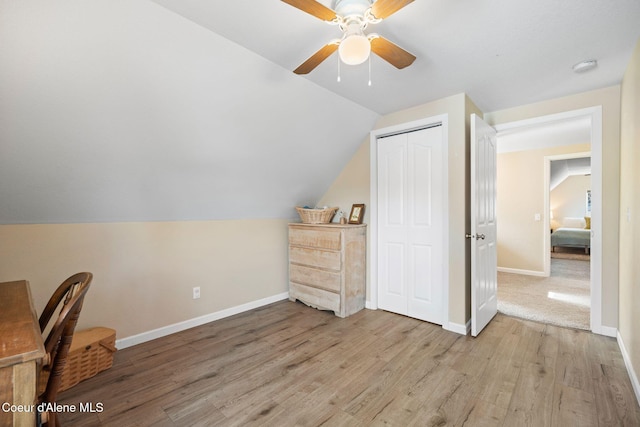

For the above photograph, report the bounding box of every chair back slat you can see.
[38,272,92,427]
[39,272,92,333]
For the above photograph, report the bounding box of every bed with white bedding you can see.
[551,217,591,254]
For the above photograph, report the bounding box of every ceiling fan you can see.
[282,0,416,74]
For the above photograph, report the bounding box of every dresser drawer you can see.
[289,282,340,313]
[290,264,341,293]
[289,227,341,250]
[289,246,341,270]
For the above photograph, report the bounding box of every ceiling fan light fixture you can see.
[283,0,416,73]
[339,33,371,65]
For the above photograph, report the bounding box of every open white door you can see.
[470,114,498,336]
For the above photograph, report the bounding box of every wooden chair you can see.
[39,272,93,334]
[38,272,92,427]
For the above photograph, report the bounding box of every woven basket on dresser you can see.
[296,207,338,224]
[59,327,117,392]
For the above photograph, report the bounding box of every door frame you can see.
[493,106,604,335]
[369,114,450,330]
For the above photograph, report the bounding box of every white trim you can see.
[497,267,547,277]
[617,330,640,406]
[444,319,470,335]
[494,106,605,335]
[493,107,598,134]
[590,107,604,335]
[543,157,551,278]
[599,325,617,338]
[115,292,289,349]
[369,114,450,328]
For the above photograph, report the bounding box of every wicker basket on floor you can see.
[296,207,338,224]
[59,327,117,391]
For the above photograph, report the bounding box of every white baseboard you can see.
[497,266,547,277]
[444,319,470,335]
[617,330,640,407]
[597,325,617,338]
[116,292,290,349]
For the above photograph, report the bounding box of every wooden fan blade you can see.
[294,43,339,74]
[370,0,415,19]
[281,0,337,21]
[370,36,416,69]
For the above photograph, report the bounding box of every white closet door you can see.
[377,133,408,314]
[406,128,443,322]
[377,126,444,324]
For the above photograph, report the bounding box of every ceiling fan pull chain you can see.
[368,54,372,86]
[337,53,341,82]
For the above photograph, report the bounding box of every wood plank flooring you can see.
[57,301,640,426]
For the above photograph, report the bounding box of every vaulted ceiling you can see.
[550,157,591,191]
[0,1,638,224]
[153,0,640,114]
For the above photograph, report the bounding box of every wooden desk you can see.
[0,280,45,427]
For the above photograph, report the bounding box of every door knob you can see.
[465,233,473,239]
[476,234,486,240]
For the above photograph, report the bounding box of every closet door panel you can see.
[377,126,444,325]
[377,134,408,313]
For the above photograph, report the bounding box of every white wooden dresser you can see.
[288,223,366,318]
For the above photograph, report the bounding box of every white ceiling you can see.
[0,0,638,224]
[497,116,592,153]
[153,0,640,114]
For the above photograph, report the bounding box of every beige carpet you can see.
[551,246,590,261]
[497,258,590,330]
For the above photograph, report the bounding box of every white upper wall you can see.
[550,175,592,222]
[0,0,379,224]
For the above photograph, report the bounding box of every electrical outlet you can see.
[193,287,200,299]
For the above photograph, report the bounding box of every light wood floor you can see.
[58,301,640,426]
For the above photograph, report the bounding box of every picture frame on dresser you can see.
[348,203,365,224]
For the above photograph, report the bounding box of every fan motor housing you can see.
[334,0,372,19]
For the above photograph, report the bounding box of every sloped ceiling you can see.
[550,157,591,191]
[0,1,378,223]
[1,1,639,224]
